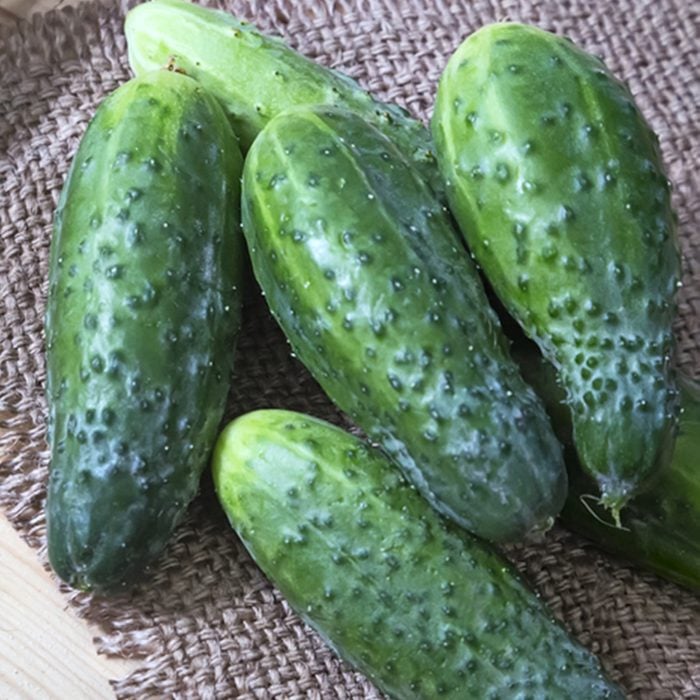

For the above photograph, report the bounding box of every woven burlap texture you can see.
[1,0,698,697]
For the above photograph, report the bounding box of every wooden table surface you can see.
[0,518,137,699]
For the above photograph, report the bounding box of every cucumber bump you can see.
[45,70,244,592]
[213,410,623,699]
[241,106,567,543]
[432,23,680,517]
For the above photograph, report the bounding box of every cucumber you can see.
[241,106,566,543]
[123,0,442,197]
[212,410,623,699]
[515,341,700,592]
[432,23,681,518]
[45,70,243,592]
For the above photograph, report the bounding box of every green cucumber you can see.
[515,342,700,592]
[432,23,681,518]
[212,410,623,699]
[241,106,566,543]
[45,70,243,592]
[124,0,441,197]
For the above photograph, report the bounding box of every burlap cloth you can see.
[1,0,698,697]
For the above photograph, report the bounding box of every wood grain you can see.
[0,517,137,700]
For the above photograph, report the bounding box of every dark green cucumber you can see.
[212,410,623,699]
[432,23,681,517]
[45,70,243,592]
[124,0,441,196]
[241,106,566,543]
[515,342,700,591]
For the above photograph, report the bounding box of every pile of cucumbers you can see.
[44,0,697,695]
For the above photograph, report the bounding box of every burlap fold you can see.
[0,0,698,697]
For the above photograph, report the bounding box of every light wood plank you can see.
[0,516,137,700]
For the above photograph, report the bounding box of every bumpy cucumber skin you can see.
[515,342,700,591]
[45,70,243,592]
[241,106,566,543]
[213,410,623,699]
[432,23,680,515]
[124,0,441,197]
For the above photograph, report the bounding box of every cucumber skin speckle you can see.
[242,106,568,544]
[45,70,244,593]
[213,410,623,700]
[514,340,700,593]
[433,23,681,514]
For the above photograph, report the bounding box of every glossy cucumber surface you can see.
[515,342,700,592]
[213,409,623,699]
[242,106,566,543]
[45,69,243,592]
[433,23,680,516]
